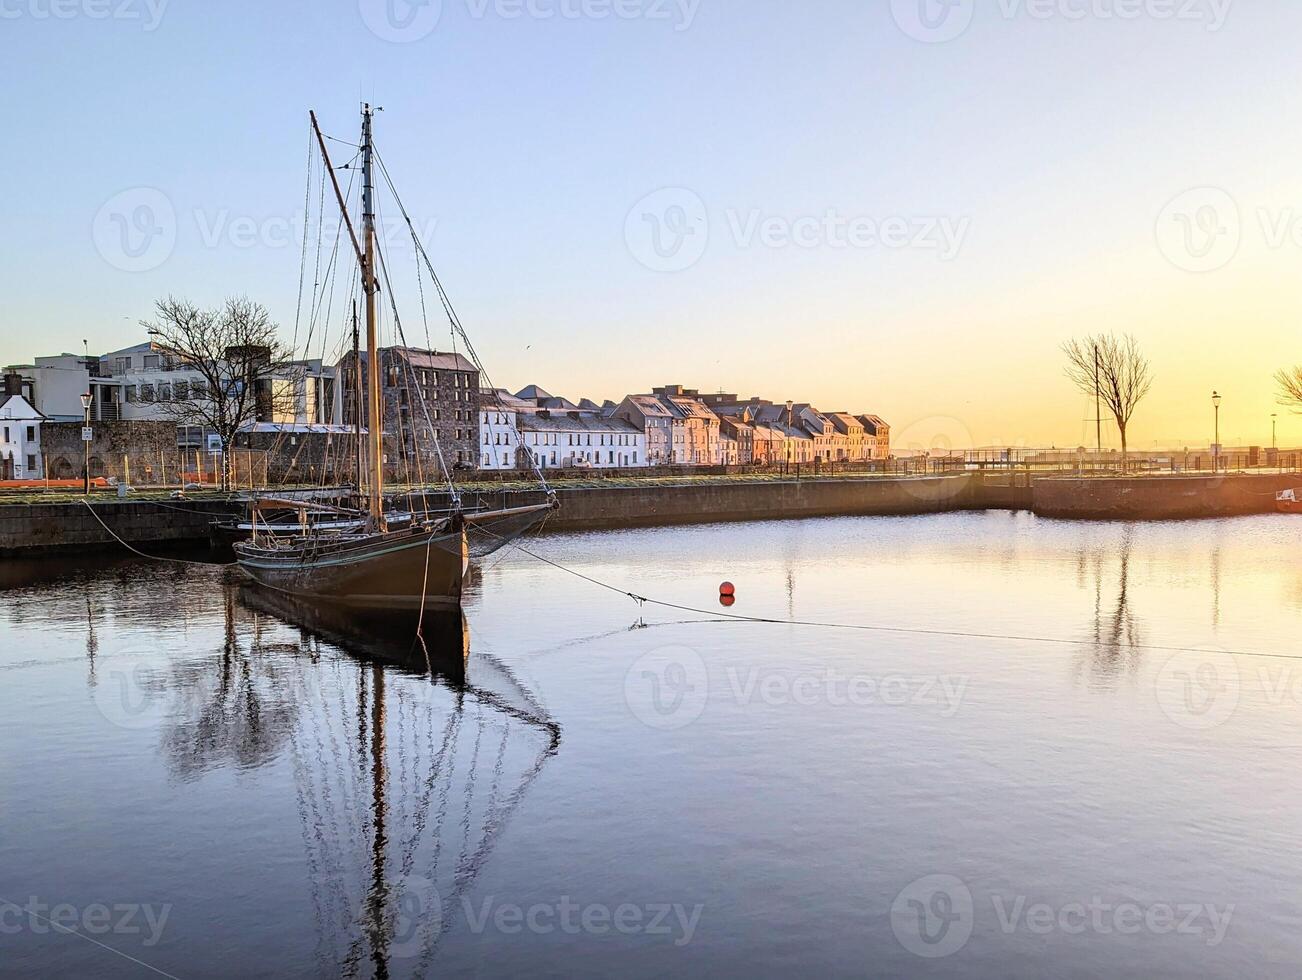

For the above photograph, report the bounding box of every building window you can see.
[25,426,35,441]
[143,354,160,371]
[26,455,36,472]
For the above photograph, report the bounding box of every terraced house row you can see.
[2,340,889,481]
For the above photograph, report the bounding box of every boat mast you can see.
[352,300,364,498]
[309,106,385,529]
[361,105,385,530]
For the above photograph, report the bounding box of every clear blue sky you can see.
[4,0,1299,449]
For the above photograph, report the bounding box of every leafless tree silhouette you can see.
[1063,333,1153,470]
[1276,365,1302,412]
[141,296,294,488]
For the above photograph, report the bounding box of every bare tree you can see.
[141,296,294,489]
[1063,333,1153,470]
[1277,366,1302,412]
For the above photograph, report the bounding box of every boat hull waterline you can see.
[235,524,469,610]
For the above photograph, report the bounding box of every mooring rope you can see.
[80,499,235,567]
[488,531,1302,664]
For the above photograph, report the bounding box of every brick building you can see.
[339,347,480,477]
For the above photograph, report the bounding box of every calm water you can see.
[2,512,1301,978]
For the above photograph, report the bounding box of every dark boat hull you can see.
[235,524,468,610]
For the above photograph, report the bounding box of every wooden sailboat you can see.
[235,105,555,610]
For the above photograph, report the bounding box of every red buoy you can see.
[720,594,736,608]
[720,582,736,597]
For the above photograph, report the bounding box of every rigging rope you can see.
[80,500,235,567]
[486,529,1302,664]
[372,147,554,496]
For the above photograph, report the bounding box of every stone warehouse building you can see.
[340,347,481,477]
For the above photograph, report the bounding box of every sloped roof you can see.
[620,395,674,418]
[479,388,535,412]
[521,413,644,435]
[516,385,552,400]
[0,394,43,419]
[397,348,477,373]
[827,412,864,434]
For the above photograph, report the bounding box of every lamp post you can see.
[785,400,794,476]
[1271,413,1277,451]
[80,391,92,494]
[1211,391,1222,472]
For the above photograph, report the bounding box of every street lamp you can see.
[80,391,92,494]
[785,400,794,476]
[1272,413,1278,451]
[1211,391,1222,472]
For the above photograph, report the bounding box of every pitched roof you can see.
[0,394,43,419]
[521,413,644,435]
[515,384,552,400]
[395,348,477,373]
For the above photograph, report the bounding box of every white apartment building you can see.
[478,388,534,470]
[8,342,339,428]
[520,411,647,470]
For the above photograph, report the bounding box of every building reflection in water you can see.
[1073,528,1145,688]
[142,579,562,977]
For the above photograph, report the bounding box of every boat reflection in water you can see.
[236,583,471,682]
[219,583,561,976]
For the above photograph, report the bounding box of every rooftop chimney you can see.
[3,373,22,397]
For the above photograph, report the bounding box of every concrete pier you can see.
[0,471,1295,556]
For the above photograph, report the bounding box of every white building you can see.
[6,342,341,430]
[478,388,534,470]
[0,389,44,480]
[520,410,647,470]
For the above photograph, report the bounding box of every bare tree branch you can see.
[140,296,295,488]
[1063,333,1153,468]
[1277,366,1302,413]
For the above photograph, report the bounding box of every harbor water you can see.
[2,511,1300,977]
